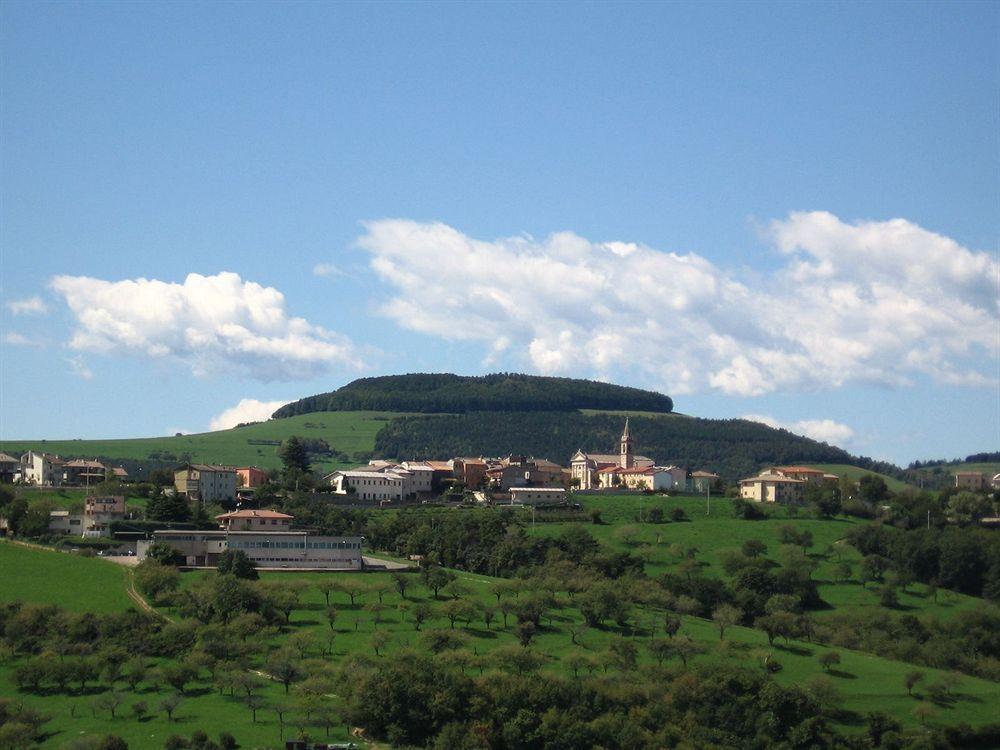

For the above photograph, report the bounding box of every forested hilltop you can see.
[272,373,674,418]
[374,412,854,479]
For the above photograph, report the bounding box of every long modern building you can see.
[136,509,363,569]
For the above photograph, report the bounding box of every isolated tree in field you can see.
[244,694,266,723]
[278,436,311,474]
[391,572,410,599]
[325,607,338,631]
[742,539,768,558]
[426,567,456,599]
[858,474,889,504]
[133,561,180,601]
[131,700,148,722]
[365,602,385,628]
[648,638,672,666]
[339,580,368,606]
[266,656,302,694]
[371,630,389,657]
[834,562,853,583]
[481,605,497,630]
[93,691,125,719]
[818,651,841,673]
[516,621,536,647]
[158,693,182,722]
[913,702,936,726]
[904,671,924,696]
[440,600,474,629]
[162,664,197,695]
[122,658,147,691]
[673,636,702,667]
[712,604,740,641]
[610,637,638,671]
[410,603,431,631]
[663,612,682,639]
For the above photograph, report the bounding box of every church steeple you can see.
[620,418,634,468]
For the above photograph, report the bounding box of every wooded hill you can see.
[272,373,674,417]
[374,411,855,480]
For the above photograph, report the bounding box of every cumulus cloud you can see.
[49,272,364,381]
[6,296,48,315]
[741,414,855,447]
[209,398,291,431]
[356,212,999,396]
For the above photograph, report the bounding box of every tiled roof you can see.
[216,509,293,520]
[691,471,719,478]
[773,466,824,474]
[740,475,806,484]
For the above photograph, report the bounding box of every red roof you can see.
[216,509,292,520]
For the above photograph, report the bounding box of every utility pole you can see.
[706,484,711,516]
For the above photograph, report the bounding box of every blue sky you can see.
[1,1,997,466]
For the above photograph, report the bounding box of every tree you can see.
[162,664,197,695]
[858,474,889,505]
[145,494,191,523]
[96,736,129,750]
[93,691,125,719]
[278,436,311,474]
[217,550,258,580]
[426,567,456,599]
[818,651,841,673]
[673,636,702,667]
[609,637,638,671]
[244,694,266,723]
[516,621,536,647]
[371,631,389,657]
[131,701,148,722]
[123,659,147,691]
[912,702,936,726]
[712,604,740,641]
[742,539,767,558]
[158,694,182,722]
[142,542,183,566]
[391,572,410,599]
[663,612,681,638]
[316,580,337,606]
[904,671,924,696]
[411,603,431,631]
[266,655,302,694]
[482,605,497,631]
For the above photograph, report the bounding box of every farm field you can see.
[0,411,409,474]
[2,527,998,748]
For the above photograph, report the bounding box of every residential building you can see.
[992,474,1000,491]
[135,509,363,569]
[217,508,293,531]
[0,453,19,483]
[598,465,677,491]
[62,459,108,486]
[19,452,64,486]
[509,487,568,506]
[452,457,488,488]
[174,464,237,503]
[327,462,430,503]
[48,510,85,535]
[570,419,654,489]
[955,472,986,491]
[769,466,836,484]
[84,495,126,536]
[739,471,806,503]
[236,466,269,489]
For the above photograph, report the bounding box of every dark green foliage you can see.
[277,436,311,474]
[374,411,855,480]
[146,492,192,523]
[273,372,674,418]
[216,550,258,580]
[144,542,184,566]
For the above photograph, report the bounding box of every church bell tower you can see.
[620,418,634,468]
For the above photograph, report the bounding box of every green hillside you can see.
[811,464,915,493]
[273,372,675,417]
[0,412,405,474]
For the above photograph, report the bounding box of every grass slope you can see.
[811,464,914,493]
[0,542,133,613]
[0,412,406,474]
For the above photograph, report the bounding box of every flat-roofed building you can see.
[509,487,568,506]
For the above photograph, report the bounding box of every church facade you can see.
[569,419,656,490]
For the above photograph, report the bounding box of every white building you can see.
[509,487,567,506]
[135,508,363,569]
[327,461,432,503]
[597,465,677,491]
[20,452,64,486]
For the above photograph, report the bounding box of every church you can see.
[569,419,656,490]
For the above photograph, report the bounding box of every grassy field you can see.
[0,412,409,474]
[524,494,983,621]
[810,464,914,493]
[0,541,133,613]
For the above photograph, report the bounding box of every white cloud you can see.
[49,271,364,381]
[741,414,855,447]
[356,213,999,397]
[5,296,48,315]
[66,355,93,380]
[3,332,39,347]
[312,263,343,278]
[209,398,291,431]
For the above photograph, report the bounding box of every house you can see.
[0,453,19,483]
[690,471,720,493]
[136,508,363,569]
[955,472,986,491]
[19,452,64,486]
[326,462,431,504]
[399,462,435,493]
[217,508,293,531]
[509,487,568,506]
[598,465,677,491]
[48,510,85,535]
[570,419,654,489]
[84,495,126,536]
[235,466,269,489]
[111,467,129,481]
[486,463,529,490]
[452,457,488,488]
[524,458,567,487]
[992,474,1000,491]
[174,464,237,503]
[62,459,108,486]
[769,466,835,484]
[739,471,806,503]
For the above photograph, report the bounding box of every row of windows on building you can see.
[228,540,360,550]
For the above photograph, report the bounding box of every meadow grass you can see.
[0,541,133,613]
[0,411,408,474]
